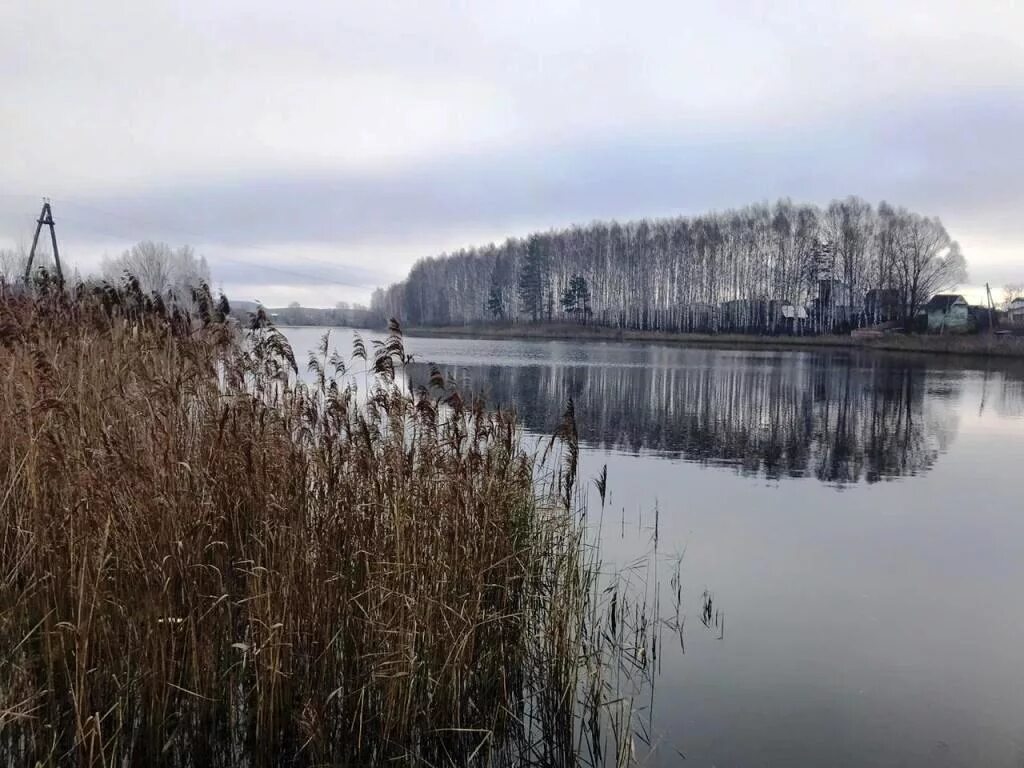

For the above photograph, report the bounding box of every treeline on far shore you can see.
[238,300,382,328]
[371,197,983,334]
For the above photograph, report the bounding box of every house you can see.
[924,294,969,333]
[864,289,903,324]
[779,303,809,334]
[1008,297,1024,325]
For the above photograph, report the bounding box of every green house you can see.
[925,294,969,333]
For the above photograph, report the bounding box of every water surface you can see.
[287,328,1024,767]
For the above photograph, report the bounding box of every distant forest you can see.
[371,198,969,334]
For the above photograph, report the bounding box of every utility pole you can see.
[985,283,995,334]
[24,199,63,284]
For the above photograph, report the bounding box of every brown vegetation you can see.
[0,277,657,766]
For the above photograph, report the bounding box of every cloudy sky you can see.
[1,0,1021,306]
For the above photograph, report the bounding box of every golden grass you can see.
[1,277,627,766]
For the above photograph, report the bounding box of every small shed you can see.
[1008,297,1024,325]
[779,303,808,334]
[925,294,969,333]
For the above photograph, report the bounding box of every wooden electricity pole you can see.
[24,200,63,284]
[985,283,995,334]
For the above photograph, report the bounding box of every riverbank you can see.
[403,322,1024,359]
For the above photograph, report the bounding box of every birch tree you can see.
[371,197,967,334]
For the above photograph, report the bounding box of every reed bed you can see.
[0,276,669,767]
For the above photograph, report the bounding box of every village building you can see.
[1008,297,1024,325]
[779,303,809,334]
[924,294,969,333]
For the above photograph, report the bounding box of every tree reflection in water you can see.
[406,351,991,485]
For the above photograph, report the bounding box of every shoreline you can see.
[399,323,1024,359]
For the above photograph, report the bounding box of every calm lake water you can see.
[287,327,1024,767]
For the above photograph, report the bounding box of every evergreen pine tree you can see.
[518,236,547,321]
[486,286,504,318]
[560,274,591,321]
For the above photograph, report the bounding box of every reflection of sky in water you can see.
[284,328,1024,767]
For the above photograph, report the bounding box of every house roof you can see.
[925,294,966,312]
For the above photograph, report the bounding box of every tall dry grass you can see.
[0,275,638,766]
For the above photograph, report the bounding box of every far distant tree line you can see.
[371,197,980,334]
[1,242,383,328]
[270,301,376,327]
[0,241,211,300]
[100,241,211,299]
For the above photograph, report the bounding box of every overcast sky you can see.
[2,1,1021,306]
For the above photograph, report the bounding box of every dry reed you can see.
[0,275,666,767]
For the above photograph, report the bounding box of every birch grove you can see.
[372,197,967,333]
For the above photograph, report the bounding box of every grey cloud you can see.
[4,0,1023,306]
[3,83,1022,299]
[63,89,1024,252]
[202,257,383,289]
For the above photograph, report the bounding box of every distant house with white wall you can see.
[1008,297,1024,325]
[924,294,969,332]
[779,302,809,334]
